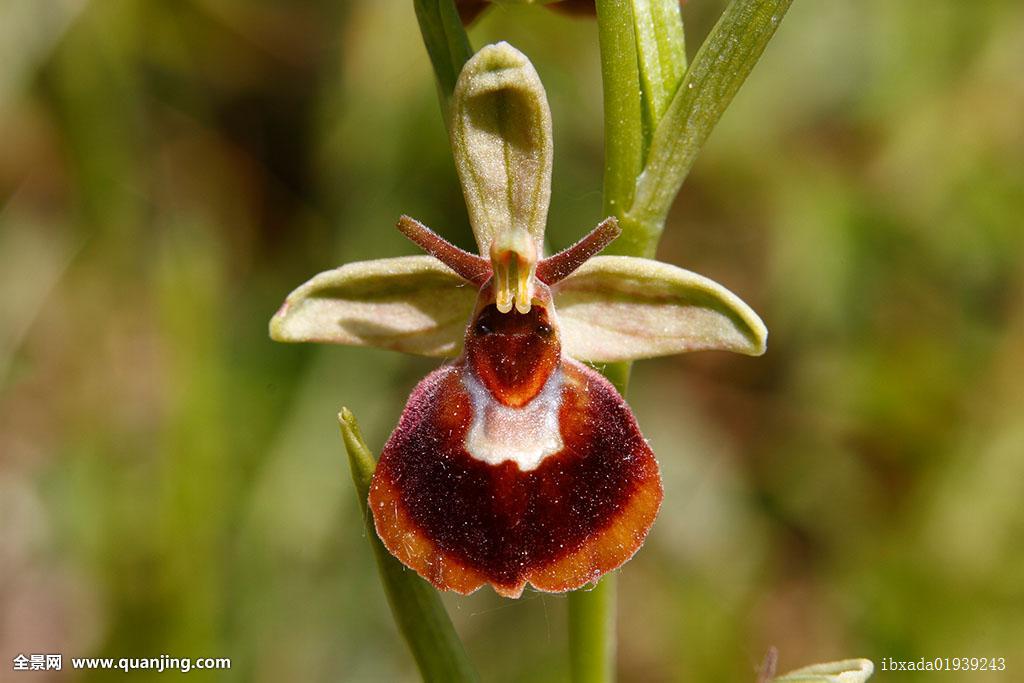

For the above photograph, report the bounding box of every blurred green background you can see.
[2,1,1023,681]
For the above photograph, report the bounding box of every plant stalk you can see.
[570,4,649,682]
[568,574,617,683]
[594,0,644,229]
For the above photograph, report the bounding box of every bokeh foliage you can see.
[1,1,1022,681]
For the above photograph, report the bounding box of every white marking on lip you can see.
[462,368,564,471]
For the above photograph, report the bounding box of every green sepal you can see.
[554,255,767,362]
[270,256,475,357]
[450,42,553,259]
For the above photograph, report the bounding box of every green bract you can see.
[270,42,766,362]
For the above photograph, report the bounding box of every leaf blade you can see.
[631,0,793,228]
[633,0,687,135]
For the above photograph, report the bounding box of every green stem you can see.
[595,0,644,225]
[568,575,617,683]
[571,4,652,681]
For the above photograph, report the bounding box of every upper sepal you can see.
[553,255,767,362]
[270,255,476,357]
[450,42,553,260]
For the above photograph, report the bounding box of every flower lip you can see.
[368,355,662,598]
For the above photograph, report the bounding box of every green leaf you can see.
[414,0,474,118]
[554,255,767,361]
[449,42,553,258]
[596,0,686,258]
[630,0,793,233]
[269,255,475,357]
[773,659,874,682]
[632,0,687,140]
[339,409,479,683]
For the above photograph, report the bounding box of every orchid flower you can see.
[270,42,766,598]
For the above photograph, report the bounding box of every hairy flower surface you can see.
[271,42,766,598]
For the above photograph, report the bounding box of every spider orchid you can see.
[270,43,766,598]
